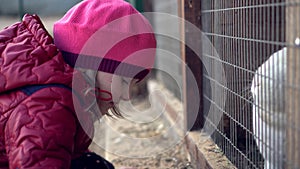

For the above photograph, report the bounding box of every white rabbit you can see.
[251,47,287,169]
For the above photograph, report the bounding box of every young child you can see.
[0,0,156,168]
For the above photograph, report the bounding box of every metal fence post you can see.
[18,0,24,20]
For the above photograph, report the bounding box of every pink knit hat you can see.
[54,0,156,80]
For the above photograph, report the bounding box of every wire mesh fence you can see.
[200,0,300,168]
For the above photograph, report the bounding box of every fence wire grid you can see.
[200,0,300,168]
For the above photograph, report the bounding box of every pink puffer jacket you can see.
[0,14,92,168]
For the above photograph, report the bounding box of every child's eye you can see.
[122,79,129,85]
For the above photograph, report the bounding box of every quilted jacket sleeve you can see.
[4,87,78,169]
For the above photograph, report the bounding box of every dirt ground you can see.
[90,120,194,169]
[89,88,195,169]
[90,118,194,169]
[110,143,193,169]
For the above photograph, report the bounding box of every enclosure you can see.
[1,0,300,169]
[182,0,300,168]
[142,0,300,168]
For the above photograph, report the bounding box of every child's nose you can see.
[121,87,131,101]
[121,83,130,100]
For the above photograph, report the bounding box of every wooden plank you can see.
[143,0,153,12]
[185,132,237,169]
[286,1,300,168]
[182,0,204,131]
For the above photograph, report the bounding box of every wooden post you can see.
[180,0,203,131]
[178,0,187,132]
[143,0,153,13]
[286,1,300,168]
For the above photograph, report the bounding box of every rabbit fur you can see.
[251,47,287,169]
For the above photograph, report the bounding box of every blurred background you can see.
[0,0,80,32]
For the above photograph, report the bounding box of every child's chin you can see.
[98,105,109,116]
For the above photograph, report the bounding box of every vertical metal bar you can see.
[236,4,239,167]
[235,0,239,165]
[241,0,244,161]
[261,0,266,167]
[242,0,247,166]
[269,1,274,167]
[257,0,263,167]
[18,0,24,21]
[250,2,261,167]
[224,0,232,160]
[231,0,235,165]
[279,1,284,166]
[245,0,250,167]
[219,0,223,158]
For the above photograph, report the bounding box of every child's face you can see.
[96,71,136,115]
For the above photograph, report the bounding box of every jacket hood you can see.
[0,14,74,93]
